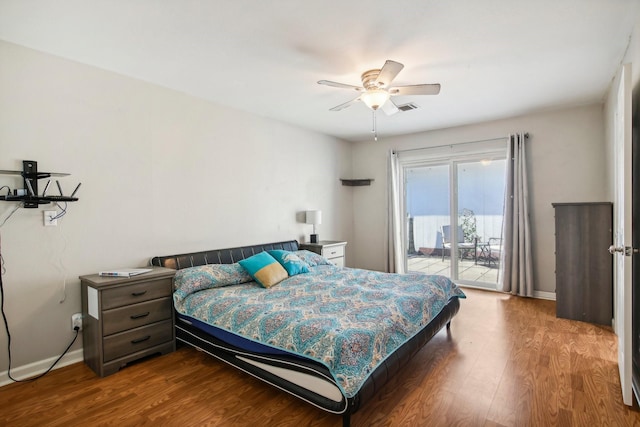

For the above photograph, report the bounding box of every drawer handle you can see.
[131,335,151,344]
[330,251,337,255]
[131,290,147,297]
[130,312,150,320]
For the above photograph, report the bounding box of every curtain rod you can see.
[393,133,529,154]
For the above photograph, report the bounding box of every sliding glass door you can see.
[404,154,506,289]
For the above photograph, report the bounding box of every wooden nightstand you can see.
[80,267,176,377]
[299,240,347,267]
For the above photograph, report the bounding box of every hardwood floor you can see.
[1,288,639,426]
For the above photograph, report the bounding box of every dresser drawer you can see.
[101,278,172,309]
[102,297,172,336]
[323,245,345,259]
[103,319,173,362]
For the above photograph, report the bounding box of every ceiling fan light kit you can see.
[360,89,390,110]
[318,60,441,141]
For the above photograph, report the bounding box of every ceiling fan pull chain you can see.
[372,110,378,141]
[371,110,375,133]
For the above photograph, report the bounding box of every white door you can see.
[612,63,632,406]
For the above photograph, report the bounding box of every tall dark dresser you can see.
[553,202,613,325]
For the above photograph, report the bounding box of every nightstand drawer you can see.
[102,297,172,336]
[330,257,345,268]
[300,241,347,267]
[102,278,172,309]
[323,245,345,259]
[103,319,173,362]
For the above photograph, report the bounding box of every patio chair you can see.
[441,225,477,261]
[486,237,502,267]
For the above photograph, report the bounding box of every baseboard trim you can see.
[0,348,83,387]
[533,290,556,301]
[459,283,556,301]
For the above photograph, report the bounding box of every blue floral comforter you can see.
[174,262,465,398]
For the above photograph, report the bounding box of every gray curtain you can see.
[499,133,534,296]
[387,150,405,273]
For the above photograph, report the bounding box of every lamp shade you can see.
[305,210,322,225]
[361,89,390,110]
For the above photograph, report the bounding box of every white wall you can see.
[626,16,640,94]
[0,40,353,373]
[350,104,608,295]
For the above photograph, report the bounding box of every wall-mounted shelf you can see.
[340,179,374,186]
[0,160,79,208]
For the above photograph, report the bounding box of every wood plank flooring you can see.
[1,288,639,426]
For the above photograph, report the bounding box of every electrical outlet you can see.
[44,210,57,226]
[71,313,82,331]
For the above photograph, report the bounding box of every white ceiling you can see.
[0,0,638,142]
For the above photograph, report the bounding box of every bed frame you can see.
[151,240,460,427]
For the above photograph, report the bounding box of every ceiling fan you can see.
[317,60,440,116]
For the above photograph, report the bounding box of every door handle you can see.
[609,245,624,254]
[608,245,638,256]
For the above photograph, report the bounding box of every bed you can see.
[151,240,465,426]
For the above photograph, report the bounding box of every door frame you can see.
[400,148,506,288]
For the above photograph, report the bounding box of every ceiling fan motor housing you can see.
[361,69,383,89]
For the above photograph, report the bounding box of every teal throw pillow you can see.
[268,250,310,276]
[239,251,288,288]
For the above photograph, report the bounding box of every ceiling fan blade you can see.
[375,60,404,87]
[381,98,400,116]
[329,96,362,111]
[389,84,441,96]
[318,80,363,91]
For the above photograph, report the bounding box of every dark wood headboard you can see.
[150,240,299,270]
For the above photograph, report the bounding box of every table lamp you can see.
[305,210,322,243]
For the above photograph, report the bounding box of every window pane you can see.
[456,159,505,285]
[406,164,451,277]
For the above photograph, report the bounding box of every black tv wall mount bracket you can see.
[0,160,80,208]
